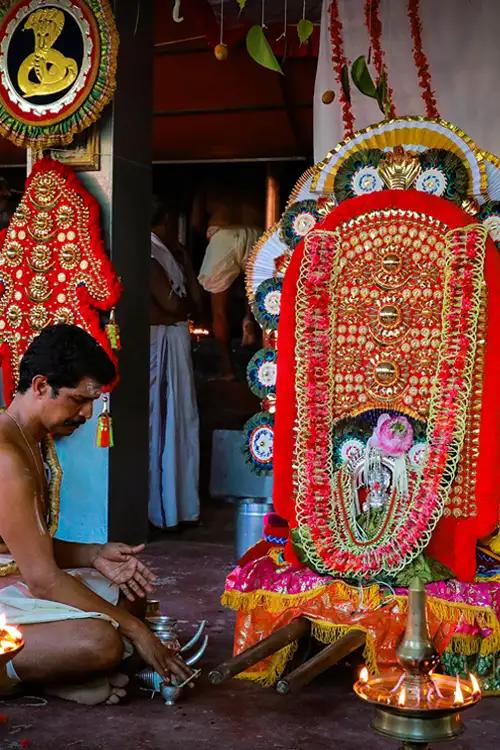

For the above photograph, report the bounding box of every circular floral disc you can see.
[242,411,274,474]
[252,277,282,331]
[280,200,320,249]
[246,347,278,399]
[415,168,447,197]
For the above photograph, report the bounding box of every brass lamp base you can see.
[373,705,463,747]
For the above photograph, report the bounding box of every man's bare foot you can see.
[109,672,129,689]
[45,675,128,706]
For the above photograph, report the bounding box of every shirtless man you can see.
[0,324,192,704]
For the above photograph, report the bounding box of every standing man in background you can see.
[196,186,262,380]
[149,196,201,529]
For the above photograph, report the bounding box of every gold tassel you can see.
[105,308,121,351]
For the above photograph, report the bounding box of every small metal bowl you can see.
[145,599,161,618]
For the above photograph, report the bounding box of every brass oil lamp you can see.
[353,578,481,749]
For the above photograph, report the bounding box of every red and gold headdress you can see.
[0,157,121,402]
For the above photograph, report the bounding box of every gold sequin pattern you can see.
[329,210,447,419]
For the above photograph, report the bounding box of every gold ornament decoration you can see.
[378,147,422,190]
[29,304,49,331]
[6,305,22,328]
[56,204,75,229]
[214,43,228,61]
[29,211,54,242]
[29,245,52,273]
[17,9,78,98]
[322,90,336,104]
[53,306,74,324]
[4,241,22,266]
[59,243,79,269]
[28,275,51,303]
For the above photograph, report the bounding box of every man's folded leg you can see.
[9,618,127,705]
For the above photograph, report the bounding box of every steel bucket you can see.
[234,497,273,560]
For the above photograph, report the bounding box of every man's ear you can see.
[32,375,50,399]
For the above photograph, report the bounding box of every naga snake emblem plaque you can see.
[0,0,118,148]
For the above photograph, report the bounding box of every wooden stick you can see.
[209,617,311,685]
[275,630,366,695]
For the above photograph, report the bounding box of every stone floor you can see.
[0,535,498,750]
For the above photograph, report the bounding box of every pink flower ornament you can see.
[371,414,414,457]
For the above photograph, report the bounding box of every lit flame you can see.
[359,666,369,684]
[454,674,464,705]
[469,673,481,696]
[189,327,210,337]
[0,612,22,653]
[398,686,406,707]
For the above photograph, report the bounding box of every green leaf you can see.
[341,63,351,103]
[246,25,283,74]
[297,18,314,45]
[351,55,377,99]
[236,0,247,9]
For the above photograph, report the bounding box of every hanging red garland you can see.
[408,0,439,118]
[364,0,396,118]
[328,0,355,137]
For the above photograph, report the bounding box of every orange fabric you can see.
[233,590,456,681]
[273,190,500,580]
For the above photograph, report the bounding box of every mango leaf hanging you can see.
[246,25,283,74]
[236,0,247,8]
[351,55,377,98]
[297,19,314,45]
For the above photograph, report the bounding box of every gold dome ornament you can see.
[214,43,228,61]
[322,90,335,105]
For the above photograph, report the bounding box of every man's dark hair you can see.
[17,324,116,394]
[151,193,180,228]
[151,194,168,228]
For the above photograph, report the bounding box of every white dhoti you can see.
[198,226,261,294]
[149,322,200,528]
[0,563,133,673]
[0,562,120,626]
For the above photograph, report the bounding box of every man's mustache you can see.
[63,417,86,428]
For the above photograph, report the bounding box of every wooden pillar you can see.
[265,165,280,229]
[107,0,153,542]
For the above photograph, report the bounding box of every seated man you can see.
[0,324,192,704]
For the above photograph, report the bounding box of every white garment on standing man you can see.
[149,233,200,528]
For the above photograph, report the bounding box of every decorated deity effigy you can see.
[221,117,500,694]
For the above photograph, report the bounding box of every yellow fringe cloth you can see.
[224,584,500,686]
[310,621,378,675]
[234,643,299,688]
[221,580,381,614]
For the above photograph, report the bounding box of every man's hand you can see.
[133,625,194,685]
[93,543,156,601]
